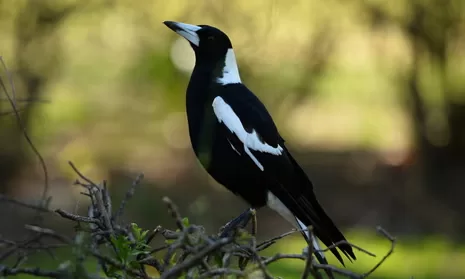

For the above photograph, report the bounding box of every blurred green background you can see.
[1,0,465,278]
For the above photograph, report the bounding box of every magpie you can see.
[163,21,356,268]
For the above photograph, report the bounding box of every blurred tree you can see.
[0,1,77,193]
[360,0,465,231]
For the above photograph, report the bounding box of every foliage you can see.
[0,161,395,279]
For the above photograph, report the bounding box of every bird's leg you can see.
[219,208,255,237]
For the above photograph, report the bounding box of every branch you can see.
[55,209,100,224]
[114,173,144,222]
[23,225,71,244]
[160,237,234,279]
[68,161,98,187]
[361,226,396,278]
[0,194,52,213]
[0,265,62,278]
[0,57,50,207]
[316,240,376,258]
[198,268,246,278]
[0,161,396,279]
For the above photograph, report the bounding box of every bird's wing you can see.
[213,85,356,264]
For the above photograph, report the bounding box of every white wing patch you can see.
[212,96,283,171]
[216,49,242,85]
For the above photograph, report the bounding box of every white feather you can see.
[212,96,283,170]
[216,49,242,85]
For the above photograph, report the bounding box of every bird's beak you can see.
[163,21,201,47]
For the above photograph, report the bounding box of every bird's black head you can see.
[164,21,233,63]
[164,21,241,85]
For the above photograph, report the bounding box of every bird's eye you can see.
[208,36,215,41]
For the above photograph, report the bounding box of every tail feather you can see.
[285,152,357,265]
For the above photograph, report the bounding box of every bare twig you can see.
[68,161,98,187]
[0,265,63,278]
[0,97,51,103]
[115,173,144,222]
[0,194,52,213]
[55,209,100,224]
[24,225,71,244]
[94,186,113,233]
[316,240,376,257]
[163,197,185,230]
[314,263,362,278]
[256,229,299,251]
[361,226,396,278]
[89,250,148,278]
[301,226,316,279]
[0,57,50,207]
[0,107,26,116]
[160,237,234,279]
[198,268,246,278]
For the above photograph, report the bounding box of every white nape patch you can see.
[216,49,242,85]
[212,96,283,171]
[266,192,325,260]
[175,22,201,46]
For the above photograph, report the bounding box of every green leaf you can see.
[131,250,149,257]
[213,253,223,267]
[181,217,190,227]
[107,265,120,277]
[165,238,176,245]
[169,252,177,266]
[140,229,149,240]
[131,223,142,240]
[111,235,131,263]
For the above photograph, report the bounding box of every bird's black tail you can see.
[286,154,357,265]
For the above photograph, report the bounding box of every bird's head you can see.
[164,21,241,84]
[164,21,232,59]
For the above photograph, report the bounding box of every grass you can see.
[266,229,465,279]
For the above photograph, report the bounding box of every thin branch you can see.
[0,107,26,116]
[314,263,362,278]
[94,186,113,233]
[0,265,62,278]
[198,268,246,279]
[23,225,71,244]
[262,253,306,265]
[89,250,149,278]
[55,209,100,224]
[301,226,316,279]
[162,197,185,230]
[0,194,52,213]
[316,240,376,257]
[160,237,234,279]
[256,229,299,251]
[361,226,396,278]
[0,97,51,103]
[114,173,144,222]
[68,161,98,187]
[0,57,50,210]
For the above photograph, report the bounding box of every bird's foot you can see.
[219,208,256,238]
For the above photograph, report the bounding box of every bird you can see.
[163,20,356,269]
